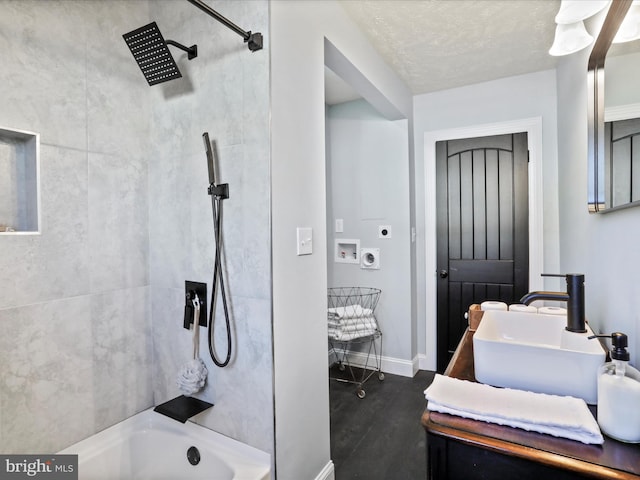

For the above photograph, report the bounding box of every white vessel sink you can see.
[473,310,606,404]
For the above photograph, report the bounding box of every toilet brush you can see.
[177,295,208,396]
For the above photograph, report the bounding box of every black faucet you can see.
[519,273,587,333]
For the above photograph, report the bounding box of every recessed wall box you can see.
[335,238,360,264]
[378,225,392,239]
[0,126,40,234]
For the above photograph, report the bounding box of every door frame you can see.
[424,118,544,371]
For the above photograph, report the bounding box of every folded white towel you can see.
[328,328,378,341]
[327,305,373,319]
[328,316,378,330]
[328,315,379,341]
[424,374,603,444]
[339,320,378,333]
[328,324,377,336]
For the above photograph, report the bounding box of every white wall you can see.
[326,99,412,367]
[413,70,561,367]
[557,43,640,367]
[270,1,413,478]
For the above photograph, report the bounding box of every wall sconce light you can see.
[549,0,611,56]
[549,21,594,55]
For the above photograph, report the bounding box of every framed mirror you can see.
[587,0,640,212]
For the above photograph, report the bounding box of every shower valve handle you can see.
[183,303,195,329]
[183,290,197,329]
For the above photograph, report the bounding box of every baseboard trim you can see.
[330,348,414,378]
[416,353,430,373]
[314,460,335,480]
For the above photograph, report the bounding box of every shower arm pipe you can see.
[186,0,263,52]
[165,40,198,60]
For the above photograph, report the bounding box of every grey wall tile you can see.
[0,0,273,459]
[149,0,273,454]
[0,145,90,308]
[86,0,151,158]
[0,297,95,453]
[88,152,149,293]
[150,285,196,402]
[91,286,153,432]
[30,145,90,302]
[0,0,152,453]
[194,296,274,454]
[0,0,88,150]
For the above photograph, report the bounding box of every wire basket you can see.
[327,287,381,341]
[328,287,383,399]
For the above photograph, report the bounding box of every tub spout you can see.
[519,274,586,333]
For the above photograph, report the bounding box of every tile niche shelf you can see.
[0,126,40,234]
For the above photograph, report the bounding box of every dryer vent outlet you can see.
[360,248,380,270]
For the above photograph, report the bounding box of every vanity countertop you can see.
[421,328,640,479]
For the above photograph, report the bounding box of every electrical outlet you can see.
[185,281,207,328]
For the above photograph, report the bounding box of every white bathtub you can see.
[58,408,270,480]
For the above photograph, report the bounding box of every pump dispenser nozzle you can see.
[589,332,630,361]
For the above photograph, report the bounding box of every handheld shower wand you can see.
[203,133,231,367]
[204,133,229,200]
[204,132,217,185]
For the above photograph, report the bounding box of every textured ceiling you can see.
[338,0,561,95]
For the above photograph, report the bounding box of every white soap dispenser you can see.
[592,332,640,443]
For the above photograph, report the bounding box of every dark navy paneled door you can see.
[436,133,529,372]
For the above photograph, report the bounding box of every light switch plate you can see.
[296,227,313,255]
[335,218,344,233]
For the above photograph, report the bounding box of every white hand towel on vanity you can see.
[424,374,603,444]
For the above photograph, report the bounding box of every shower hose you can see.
[208,191,232,367]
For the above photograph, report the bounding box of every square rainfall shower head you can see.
[123,22,182,86]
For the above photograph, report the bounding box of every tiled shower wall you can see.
[0,0,153,453]
[0,0,273,457]
[147,0,273,454]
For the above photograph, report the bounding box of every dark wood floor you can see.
[329,366,436,480]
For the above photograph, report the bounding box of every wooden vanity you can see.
[422,328,640,479]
